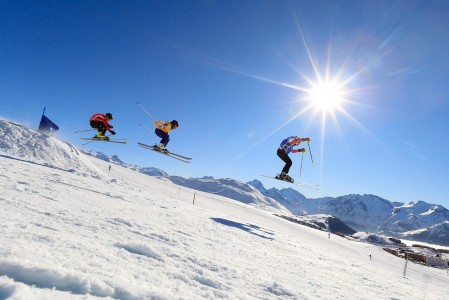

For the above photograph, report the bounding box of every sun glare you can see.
[205,12,376,155]
[309,81,344,111]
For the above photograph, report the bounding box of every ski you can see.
[260,175,320,190]
[80,138,128,144]
[137,142,192,160]
[137,142,192,163]
[138,146,191,163]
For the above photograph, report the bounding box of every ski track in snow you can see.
[1,120,449,299]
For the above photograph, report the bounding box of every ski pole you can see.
[74,129,96,133]
[82,140,95,146]
[137,102,157,121]
[307,140,314,166]
[300,152,304,177]
[139,123,154,133]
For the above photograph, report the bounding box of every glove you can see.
[300,148,306,153]
[109,125,113,128]
[303,137,310,142]
[110,130,116,135]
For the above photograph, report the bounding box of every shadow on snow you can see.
[211,217,275,240]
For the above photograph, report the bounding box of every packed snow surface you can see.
[1,156,449,299]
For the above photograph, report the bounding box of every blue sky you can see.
[1,0,449,207]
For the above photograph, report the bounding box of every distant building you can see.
[426,256,449,268]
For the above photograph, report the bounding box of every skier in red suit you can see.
[89,113,116,140]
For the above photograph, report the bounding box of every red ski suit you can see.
[89,114,113,133]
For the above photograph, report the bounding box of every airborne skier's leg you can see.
[95,128,108,139]
[154,129,170,153]
[90,121,109,140]
[276,148,293,182]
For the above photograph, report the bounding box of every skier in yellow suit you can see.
[154,120,179,153]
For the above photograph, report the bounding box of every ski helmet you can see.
[105,113,113,120]
[171,120,179,128]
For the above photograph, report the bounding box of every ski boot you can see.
[276,173,294,183]
[93,132,109,140]
[284,175,294,183]
[154,143,168,154]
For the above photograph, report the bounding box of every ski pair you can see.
[260,175,320,190]
[80,137,128,144]
[137,142,192,163]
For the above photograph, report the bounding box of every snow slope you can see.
[1,121,448,299]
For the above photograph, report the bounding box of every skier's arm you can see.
[293,137,309,144]
[291,148,306,154]
[101,119,114,133]
[105,125,115,134]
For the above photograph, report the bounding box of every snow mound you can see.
[168,176,289,213]
[0,120,103,178]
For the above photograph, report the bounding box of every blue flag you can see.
[38,114,59,133]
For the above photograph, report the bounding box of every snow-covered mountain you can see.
[80,149,125,165]
[168,176,288,213]
[247,180,311,215]
[401,221,449,245]
[2,119,448,299]
[379,201,449,234]
[81,149,168,177]
[308,194,395,232]
[249,180,397,231]
[248,180,449,245]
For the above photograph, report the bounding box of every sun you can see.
[308,80,344,112]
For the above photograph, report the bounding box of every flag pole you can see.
[38,107,46,132]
